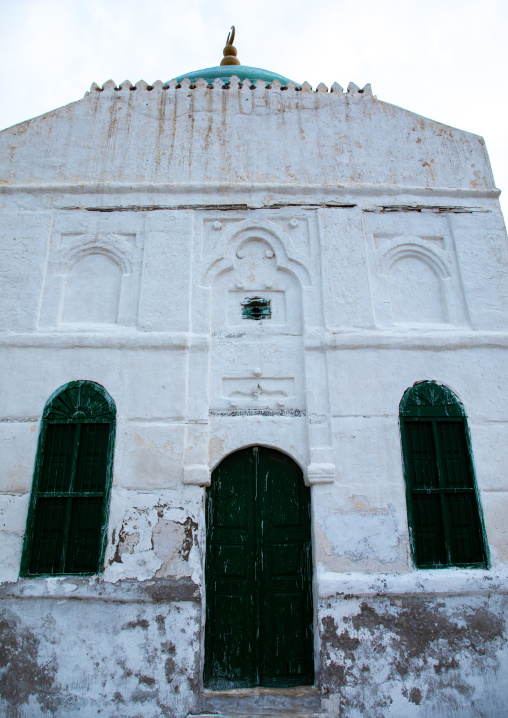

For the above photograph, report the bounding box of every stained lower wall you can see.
[0,578,202,718]
[1,576,507,718]
[319,589,508,718]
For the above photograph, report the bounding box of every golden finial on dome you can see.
[220,26,241,66]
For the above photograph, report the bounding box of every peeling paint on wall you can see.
[320,594,508,717]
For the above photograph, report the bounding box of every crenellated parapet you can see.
[86,77,374,97]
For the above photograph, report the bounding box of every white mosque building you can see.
[0,29,507,718]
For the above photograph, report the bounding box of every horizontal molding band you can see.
[0,576,201,603]
[1,571,505,602]
[0,181,500,201]
[318,566,508,599]
[1,331,508,351]
[0,331,196,350]
[315,331,508,351]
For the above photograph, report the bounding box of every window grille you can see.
[20,381,116,576]
[400,381,487,568]
[241,296,271,320]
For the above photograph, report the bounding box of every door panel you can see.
[205,446,313,689]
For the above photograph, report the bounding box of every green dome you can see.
[174,65,298,88]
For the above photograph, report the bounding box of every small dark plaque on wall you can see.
[241,297,271,320]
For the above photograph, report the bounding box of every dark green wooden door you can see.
[204,447,314,689]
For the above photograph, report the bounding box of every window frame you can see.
[400,381,489,570]
[20,380,116,578]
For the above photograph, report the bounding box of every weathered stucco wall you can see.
[1,79,507,717]
[0,80,495,192]
[319,590,508,718]
[0,578,201,717]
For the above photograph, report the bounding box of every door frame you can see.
[201,444,319,691]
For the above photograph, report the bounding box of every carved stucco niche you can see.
[39,232,142,328]
[380,240,451,325]
[201,214,312,260]
[185,217,333,486]
[203,221,310,332]
[203,221,310,414]
[365,221,469,327]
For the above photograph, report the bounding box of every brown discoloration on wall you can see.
[348,598,503,666]
[0,609,60,714]
[0,595,203,716]
[406,686,422,705]
[187,626,202,695]
[123,617,149,630]
[320,617,361,687]
[179,516,198,561]
[156,614,166,633]
[136,673,156,686]
[320,595,507,717]
[109,521,139,564]
[164,655,176,682]
[144,576,200,603]
[162,632,200,695]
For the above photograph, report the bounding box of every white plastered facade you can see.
[0,77,507,717]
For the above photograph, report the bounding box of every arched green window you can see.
[20,381,116,576]
[400,382,487,569]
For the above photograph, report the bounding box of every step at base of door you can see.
[198,690,322,716]
[189,714,324,718]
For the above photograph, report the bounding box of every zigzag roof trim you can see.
[85,78,373,98]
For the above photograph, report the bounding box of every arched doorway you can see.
[204,446,314,689]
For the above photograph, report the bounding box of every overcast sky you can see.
[1,0,506,219]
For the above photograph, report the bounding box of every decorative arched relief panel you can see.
[39,230,142,328]
[377,237,451,326]
[364,214,470,329]
[203,222,310,335]
[59,236,134,275]
[202,220,311,286]
[205,222,309,414]
[62,252,123,324]
[201,216,312,260]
